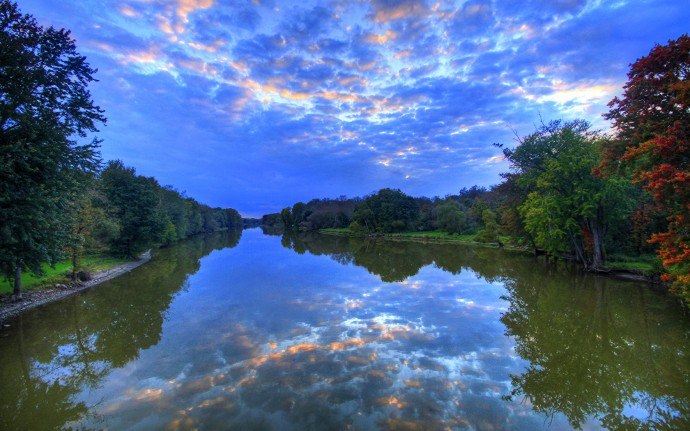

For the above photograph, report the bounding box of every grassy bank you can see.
[603,254,663,277]
[320,228,505,244]
[1,255,130,296]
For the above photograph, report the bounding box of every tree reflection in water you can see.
[0,230,241,430]
[282,231,690,430]
[500,271,690,430]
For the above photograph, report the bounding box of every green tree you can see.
[158,186,190,241]
[0,1,105,297]
[65,184,119,280]
[291,202,307,230]
[280,207,293,229]
[474,209,500,244]
[435,201,465,234]
[494,173,534,248]
[100,161,166,257]
[351,188,420,233]
[501,120,632,269]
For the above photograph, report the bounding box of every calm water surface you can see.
[1,229,688,430]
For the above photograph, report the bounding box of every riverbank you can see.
[0,250,152,324]
[319,228,664,284]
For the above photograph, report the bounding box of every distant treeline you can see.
[89,160,243,258]
[264,185,499,239]
[264,119,660,270]
[264,116,679,300]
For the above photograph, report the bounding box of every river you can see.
[0,228,688,430]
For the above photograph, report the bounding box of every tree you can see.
[0,1,105,297]
[501,120,632,269]
[100,161,166,257]
[351,188,420,233]
[65,184,119,281]
[603,34,690,301]
[435,201,465,234]
[494,173,534,248]
[474,209,500,244]
[280,207,293,229]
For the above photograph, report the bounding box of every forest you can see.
[264,35,690,305]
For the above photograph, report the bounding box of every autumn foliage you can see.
[604,35,690,300]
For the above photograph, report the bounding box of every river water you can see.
[0,228,688,430]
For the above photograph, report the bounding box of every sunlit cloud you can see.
[484,155,505,164]
[175,0,214,32]
[369,0,430,23]
[363,30,398,45]
[118,3,139,17]
[540,82,618,106]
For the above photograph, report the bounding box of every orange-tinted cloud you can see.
[370,0,429,23]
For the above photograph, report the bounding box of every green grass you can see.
[319,228,353,235]
[320,228,502,244]
[390,231,477,241]
[319,228,492,242]
[603,254,662,275]
[1,254,130,296]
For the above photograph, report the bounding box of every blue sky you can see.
[22,0,689,217]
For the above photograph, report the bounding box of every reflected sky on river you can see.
[1,229,688,430]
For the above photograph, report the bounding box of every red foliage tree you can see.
[604,35,690,301]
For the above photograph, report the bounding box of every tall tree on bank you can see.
[500,120,632,270]
[0,1,105,298]
[603,34,690,302]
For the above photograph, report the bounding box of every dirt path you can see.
[0,251,152,324]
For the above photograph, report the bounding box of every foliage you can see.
[494,173,532,247]
[269,188,496,237]
[0,0,105,296]
[99,161,166,257]
[276,198,356,231]
[434,201,465,234]
[474,209,500,244]
[65,183,119,280]
[500,120,633,269]
[351,188,420,233]
[97,160,241,257]
[604,34,690,300]
[261,212,283,228]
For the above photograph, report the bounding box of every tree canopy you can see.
[0,0,105,297]
[603,34,690,300]
[351,188,420,234]
[500,120,633,269]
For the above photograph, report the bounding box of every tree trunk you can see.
[71,249,78,282]
[571,236,588,269]
[591,225,604,270]
[14,264,22,299]
[588,206,607,270]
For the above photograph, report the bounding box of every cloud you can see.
[368,0,430,23]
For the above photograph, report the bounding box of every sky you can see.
[22,0,690,217]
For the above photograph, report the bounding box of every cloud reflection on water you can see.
[7,229,685,431]
[77,231,570,430]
